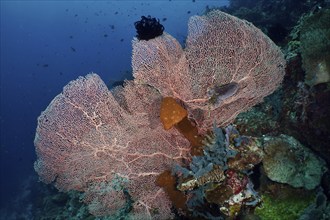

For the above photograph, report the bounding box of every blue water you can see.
[0,0,228,216]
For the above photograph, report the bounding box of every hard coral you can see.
[262,134,327,190]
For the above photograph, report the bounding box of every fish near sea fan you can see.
[132,10,286,132]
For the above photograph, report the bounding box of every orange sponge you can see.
[160,97,188,130]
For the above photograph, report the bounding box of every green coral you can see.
[255,191,315,220]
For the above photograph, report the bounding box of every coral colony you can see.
[35,10,308,219]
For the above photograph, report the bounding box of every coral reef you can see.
[173,125,263,218]
[243,5,330,167]
[231,3,330,201]
[34,10,292,219]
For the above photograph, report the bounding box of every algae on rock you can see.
[262,134,327,190]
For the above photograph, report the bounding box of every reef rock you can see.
[262,134,327,190]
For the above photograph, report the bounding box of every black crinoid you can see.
[134,15,164,40]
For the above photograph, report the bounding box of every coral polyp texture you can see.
[34,10,285,219]
[132,10,285,132]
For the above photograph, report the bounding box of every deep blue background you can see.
[0,0,228,211]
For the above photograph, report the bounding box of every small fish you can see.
[70,47,76,52]
[207,82,239,106]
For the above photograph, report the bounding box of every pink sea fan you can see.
[34,74,191,218]
[132,10,286,132]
